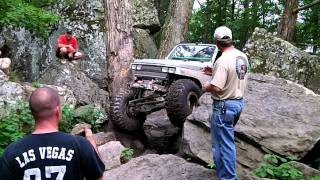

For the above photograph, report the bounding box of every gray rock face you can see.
[184,94,264,172]
[143,110,179,153]
[184,73,320,172]
[244,27,320,94]
[131,0,161,33]
[0,0,108,88]
[186,93,212,131]
[0,69,76,107]
[0,0,161,89]
[236,73,320,159]
[39,62,109,108]
[98,141,125,170]
[0,70,26,105]
[104,154,216,180]
[0,28,45,81]
[133,28,158,59]
[49,0,108,89]
[93,132,116,146]
[181,120,213,164]
[288,161,320,178]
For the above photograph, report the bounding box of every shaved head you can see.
[29,87,60,121]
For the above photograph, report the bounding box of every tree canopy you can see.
[0,0,59,38]
[188,0,320,54]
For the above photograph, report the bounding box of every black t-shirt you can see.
[0,132,105,180]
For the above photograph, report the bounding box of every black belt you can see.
[213,97,243,101]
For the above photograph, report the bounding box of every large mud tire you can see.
[166,79,202,127]
[110,89,145,133]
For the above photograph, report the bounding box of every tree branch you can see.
[293,0,320,13]
[196,0,204,9]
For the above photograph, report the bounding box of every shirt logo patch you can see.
[236,56,248,80]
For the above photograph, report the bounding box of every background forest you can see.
[188,0,320,53]
[0,0,319,53]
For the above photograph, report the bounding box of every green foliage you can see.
[188,0,319,50]
[310,176,320,180]
[0,0,60,38]
[0,101,34,155]
[59,104,104,133]
[120,148,134,163]
[253,154,303,180]
[0,101,104,155]
[9,70,22,82]
[207,162,216,169]
[31,80,41,88]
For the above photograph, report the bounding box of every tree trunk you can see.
[238,0,250,49]
[158,0,195,58]
[277,0,298,42]
[105,0,134,94]
[231,0,235,21]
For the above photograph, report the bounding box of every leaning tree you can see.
[278,0,320,42]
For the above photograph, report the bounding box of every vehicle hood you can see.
[133,59,212,71]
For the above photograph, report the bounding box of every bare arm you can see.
[84,128,102,159]
[202,82,222,93]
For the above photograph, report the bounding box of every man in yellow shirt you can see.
[202,26,249,180]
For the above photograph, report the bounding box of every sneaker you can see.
[60,59,67,64]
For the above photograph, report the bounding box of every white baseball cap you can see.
[214,26,232,41]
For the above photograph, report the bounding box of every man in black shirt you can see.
[0,87,105,180]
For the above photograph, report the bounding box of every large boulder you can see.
[0,70,26,105]
[39,62,109,108]
[0,28,45,81]
[237,73,320,159]
[22,83,76,107]
[0,0,162,89]
[244,27,320,94]
[288,161,320,178]
[131,0,161,33]
[133,28,158,59]
[183,98,264,172]
[103,154,216,180]
[143,110,180,153]
[47,0,108,89]
[0,70,76,106]
[183,73,320,173]
[0,0,108,88]
[98,141,126,170]
[181,120,213,164]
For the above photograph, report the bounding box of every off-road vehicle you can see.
[110,43,220,133]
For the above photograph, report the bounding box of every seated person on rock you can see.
[0,50,11,75]
[56,28,82,62]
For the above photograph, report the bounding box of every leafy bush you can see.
[0,101,105,155]
[253,154,303,179]
[0,101,34,155]
[0,0,60,38]
[60,104,105,133]
[120,148,134,163]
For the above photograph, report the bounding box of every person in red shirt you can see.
[56,28,82,62]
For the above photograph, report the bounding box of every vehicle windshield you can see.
[168,44,216,62]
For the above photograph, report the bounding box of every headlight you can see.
[137,65,142,70]
[162,67,169,72]
[168,67,176,73]
[131,65,137,70]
